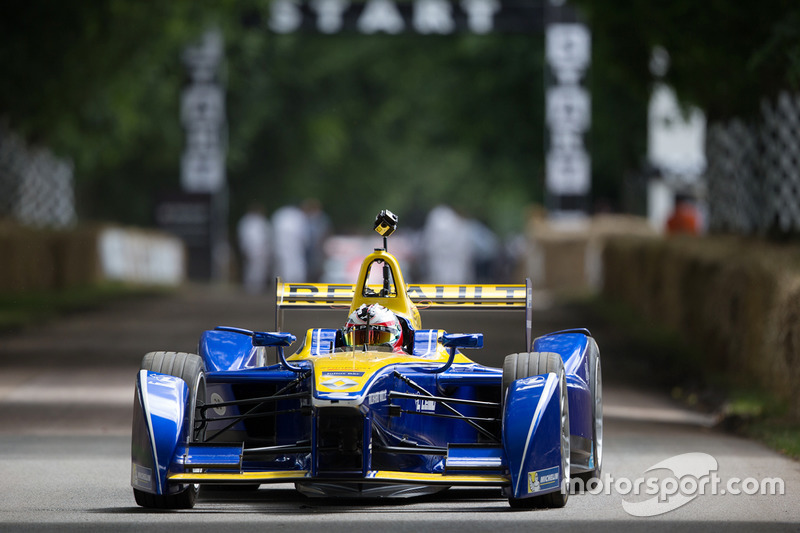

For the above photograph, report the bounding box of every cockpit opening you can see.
[362,259,397,298]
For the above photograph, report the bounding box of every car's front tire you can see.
[133,351,206,509]
[503,351,570,509]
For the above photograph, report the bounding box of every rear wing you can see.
[276,279,535,351]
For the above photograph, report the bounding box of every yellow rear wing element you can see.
[275,278,535,351]
[276,281,528,308]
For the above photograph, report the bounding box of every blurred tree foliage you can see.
[0,0,231,224]
[576,0,800,121]
[0,1,544,234]
[6,2,800,232]
[228,30,545,233]
[572,0,800,212]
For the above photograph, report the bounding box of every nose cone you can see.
[319,375,361,391]
[312,357,368,406]
[310,351,397,406]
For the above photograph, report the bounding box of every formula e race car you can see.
[131,210,603,509]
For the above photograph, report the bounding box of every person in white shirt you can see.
[422,205,474,284]
[237,204,271,293]
[272,203,309,282]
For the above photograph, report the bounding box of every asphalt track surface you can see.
[1,286,798,532]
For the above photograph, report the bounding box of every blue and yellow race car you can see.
[131,210,602,509]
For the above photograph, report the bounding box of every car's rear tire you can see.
[503,352,570,509]
[134,351,206,509]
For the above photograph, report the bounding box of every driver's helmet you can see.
[344,303,404,352]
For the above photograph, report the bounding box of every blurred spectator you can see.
[666,193,701,235]
[237,204,271,293]
[272,203,309,282]
[468,217,500,283]
[422,205,473,283]
[302,198,331,282]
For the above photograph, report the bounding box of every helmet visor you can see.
[344,325,398,347]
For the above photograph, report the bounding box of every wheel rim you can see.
[594,357,603,474]
[189,374,206,493]
[191,374,207,443]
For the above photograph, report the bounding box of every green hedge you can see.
[603,235,800,418]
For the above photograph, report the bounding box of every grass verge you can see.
[0,283,171,333]
[721,388,800,460]
[747,422,800,460]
